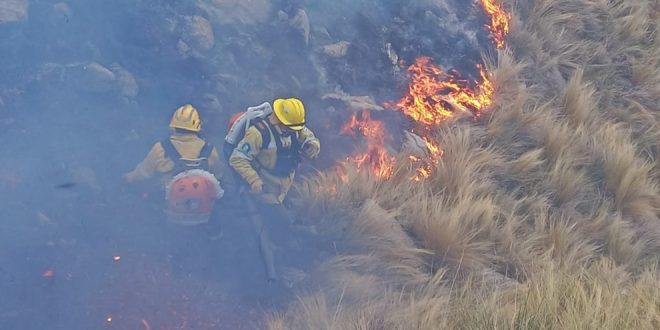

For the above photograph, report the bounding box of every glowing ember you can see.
[479,0,511,49]
[340,110,396,179]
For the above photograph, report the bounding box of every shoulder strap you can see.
[160,137,180,162]
[253,119,271,148]
[199,141,214,159]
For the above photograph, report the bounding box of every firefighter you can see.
[228,98,320,282]
[125,104,224,226]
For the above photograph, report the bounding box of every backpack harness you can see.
[160,137,214,175]
[225,117,302,178]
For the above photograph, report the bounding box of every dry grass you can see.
[272,0,660,328]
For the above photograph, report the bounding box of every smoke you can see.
[0,0,494,328]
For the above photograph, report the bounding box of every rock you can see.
[322,41,350,58]
[109,64,139,98]
[66,62,116,93]
[384,42,398,66]
[321,91,385,112]
[276,10,288,22]
[477,267,521,290]
[0,0,28,24]
[280,266,307,289]
[289,8,310,46]
[177,39,192,58]
[196,0,271,25]
[61,62,138,98]
[182,15,215,51]
[402,131,431,157]
[201,93,222,113]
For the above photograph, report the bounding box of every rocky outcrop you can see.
[35,62,139,98]
[182,15,215,51]
[196,0,271,25]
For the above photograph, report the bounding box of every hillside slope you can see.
[272,0,660,328]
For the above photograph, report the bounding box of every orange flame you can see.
[479,0,511,49]
[393,57,494,131]
[332,1,507,183]
[340,110,396,179]
[409,137,444,181]
[391,57,493,180]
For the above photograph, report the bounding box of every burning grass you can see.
[276,0,660,328]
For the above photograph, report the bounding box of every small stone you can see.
[323,41,350,58]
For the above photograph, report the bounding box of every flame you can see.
[391,57,493,180]
[409,137,444,181]
[393,57,494,131]
[479,0,511,49]
[331,1,507,183]
[339,110,396,179]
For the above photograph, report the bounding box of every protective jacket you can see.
[229,119,319,204]
[125,133,221,186]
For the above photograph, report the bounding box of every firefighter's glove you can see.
[250,179,263,194]
[302,139,320,160]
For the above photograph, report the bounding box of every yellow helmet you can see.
[273,98,305,131]
[170,104,201,132]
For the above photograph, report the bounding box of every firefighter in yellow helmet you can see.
[125,104,222,185]
[124,104,224,227]
[228,97,320,282]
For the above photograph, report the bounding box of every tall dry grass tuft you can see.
[591,123,660,220]
[428,126,502,201]
[450,259,660,329]
[561,68,598,128]
[273,0,660,328]
[610,0,654,43]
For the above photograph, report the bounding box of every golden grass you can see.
[272,0,660,328]
[450,260,660,330]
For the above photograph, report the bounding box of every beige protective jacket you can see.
[229,124,319,204]
[125,133,221,186]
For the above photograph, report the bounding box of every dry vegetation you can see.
[271,0,660,328]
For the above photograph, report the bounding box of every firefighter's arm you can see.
[299,127,320,159]
[124,143,169,182]
[208,147,223,180]
[229,127,263,187]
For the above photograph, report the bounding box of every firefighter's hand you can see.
[250,180,263,194]
[302,139,320,159]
